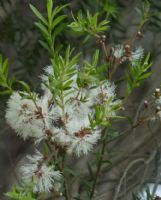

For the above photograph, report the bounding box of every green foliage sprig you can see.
[44,46,80,108]
[6,185,36,200]
[69,10,109,37]
[30,0,68,57]
[78,50,105,87]
[126,53,152,95]
[136,0,151,26]
[101,0,118,19]
[0,54,14,95]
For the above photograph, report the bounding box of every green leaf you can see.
[2,58,8,77]
[0,54,14,94]
[39,40,50,51]
[53,22,67,43]
[30,4,48,25]
[64,167,79,178]
[17,80,31,93]
[35,22,49,38]
[92,50,99,67]
[47,0,53,24]
[52,4,69,20]
[52,15,66,29]
[0,90,12,95]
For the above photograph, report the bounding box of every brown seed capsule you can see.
[45,129,53,137]
[137,31,143,38]
[154,88,161,99]
[101,35,106,42]
[156,88,160,93]
[124,44,131,58]
[144,100,148,108]
[96,36,101,44]
[125,44,131,51]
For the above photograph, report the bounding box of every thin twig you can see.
[58,153,70,200]
[113,158,146,200]
[89,139,106,199]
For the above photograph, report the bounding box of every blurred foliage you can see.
[0,0,160,84]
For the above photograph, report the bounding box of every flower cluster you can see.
[6,65,121,157]
[20,151,61,193]
[113,44,144,65]
[5,62,121,193]
[5,92,50,140]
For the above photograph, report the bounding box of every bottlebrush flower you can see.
[48,79,120,156]
[130,46,144,65]
[20,151,61,193]
[5,92,49,140]
[67,128,100,157]
[49,100,101,156]
[113,44,124,59]
[51,128,73,145]
[88,81,116,106]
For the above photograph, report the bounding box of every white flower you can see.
[49,103,92,144]
[40,65,53,96]
[67,128,100,157]
[88,81,116,106]
[114,45,124,59]
[20,151,61,193]
[41,65,53,82]
[49,87,91,125]
[130,46,144,65]
[68,93,92,119]
[5,92,48,140]
[65,113,90,134]
[156,95,161,105]
[47,80,118,156]
[47,87,101,157]
[51,128,73,145]
[38,93,52,129]
[46,87,97,155]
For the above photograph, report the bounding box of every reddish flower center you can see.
[75,128,91,138]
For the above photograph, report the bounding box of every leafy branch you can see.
[126,53,152,95]
[5,185,36,200]
[30,0,68,57]
[78,50,105,87]
[44,46,80,109]
[136,0,151,26]
[0,54,14,95]
[69,10,109,37]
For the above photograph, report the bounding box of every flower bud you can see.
[144,100,148,108]
[154,88,161,99]
[101,34,106,42]
[137,31,143,38]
